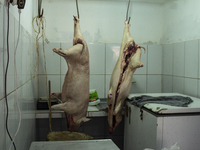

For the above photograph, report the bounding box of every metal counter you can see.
[29,139,120,150]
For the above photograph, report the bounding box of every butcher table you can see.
[29,139,120,150]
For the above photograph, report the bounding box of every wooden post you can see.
[49,80,52,132]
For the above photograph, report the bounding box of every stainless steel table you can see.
[29,139,120,150]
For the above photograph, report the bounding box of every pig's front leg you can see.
[130,48,144,70]
[53,44,83,58]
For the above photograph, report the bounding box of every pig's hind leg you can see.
[131,48,144,69]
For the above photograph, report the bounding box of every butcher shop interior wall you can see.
[38,0,200,99]
[1,0,200,149]
[0,0,38,150]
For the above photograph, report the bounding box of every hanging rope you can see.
[32,1,50,110]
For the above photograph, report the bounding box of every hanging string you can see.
[32,14,50,109]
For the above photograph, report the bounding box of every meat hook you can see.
[76,0,80,19]
[38,0,44,18]
[126,0,131,24]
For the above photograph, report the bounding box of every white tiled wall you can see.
[173,42,185,77]
[184,40,198,78]
[39,39,200,99]
[147,45,162,75]
[0,3,38,150]
[39,43,163,98]
[162,40,200,98]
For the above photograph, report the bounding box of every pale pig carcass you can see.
[51,16,90,132]
[107,20,145,134]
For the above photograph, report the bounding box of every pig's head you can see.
[107,20,145,134]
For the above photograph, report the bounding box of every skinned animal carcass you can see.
[107,20,145,134]
[51,16,90,132]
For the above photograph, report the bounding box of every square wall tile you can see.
[7,92,17,136]
[135,45,147,75]
[24,30,32,80]
[38,43,60,75]
[38,75,61,98]
[147,45,162,74]
[147,75,162,93]
[163,75,173,93]
[20,79,37,111]
[172,76,184,94]
[185,40,198,78]
[88,43,105,75]
[90,75,105,98]
[184,78,198,97]
[0,35,3,99]
[0,2,3,47]
[15,19,22,88]
[0,99,5,148]
[199,40,200,79]
[106,75,112,98]
[0,54,3,99]
[129,75,147,94]
[21,27,32,84]
[198,80,200,98]
[4,14,15,94]
[60,43,71,75]
[173,42,184,77]
[106,44,120,74]
[163,44,173,75]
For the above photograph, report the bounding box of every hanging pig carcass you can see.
[51,16,90,132]
[107,20,145,134]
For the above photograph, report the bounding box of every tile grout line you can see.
[60,42,62,92]
[183,41,185,94]
[146,45,148,93]
[172,43,174,92]
[197,39,199,97]
[104,43,106,98]
[161,44,164,93]
[0,77,35,101]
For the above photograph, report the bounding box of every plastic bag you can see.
[161,143,180,150]
[144,143,180,150]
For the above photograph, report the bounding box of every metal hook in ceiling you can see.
[38,0,44,18]
[126,0,131,24]
[76,0,80,19]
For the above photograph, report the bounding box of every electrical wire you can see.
[9,9,22,150]
[5,1,17,150]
